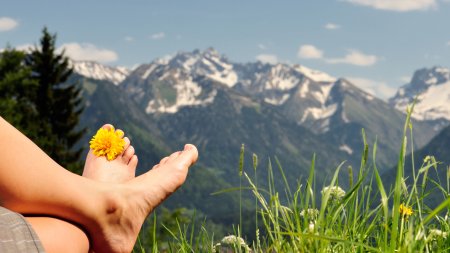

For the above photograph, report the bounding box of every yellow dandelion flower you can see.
[399,203,413,217]
[89,127,125,161]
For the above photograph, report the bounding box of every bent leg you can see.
[0,116,109,234]
[25,217,89,253]
[24,124,138,253]
[0,117,198,253]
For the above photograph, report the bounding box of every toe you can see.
[129,155,138,173]
[123,145,135,163]
[159,156,169,165]
[167,151,182,162]
[177,144,198,167]
[101,124,114,130]
[123,137,131,152]
[115,128,125,138]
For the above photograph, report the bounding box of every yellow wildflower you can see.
[399,203,413,218]
[89,127,125,161]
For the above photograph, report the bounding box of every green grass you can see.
[134,105,450,252]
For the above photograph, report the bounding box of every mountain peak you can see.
[293,64,336,83]
[390,66,450,121]
[71,60,129,85]
[164,48,238,88]
[410,66,450,87]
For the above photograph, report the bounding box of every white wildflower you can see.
[214,235,251,253]
[321,186,346,202]
[308,222,315,233]
[427,229,448,241]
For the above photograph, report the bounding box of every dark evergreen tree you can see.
[0,48,45,141]
[25,27,85,173]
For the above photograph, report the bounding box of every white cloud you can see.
[344,0,437,12]
[326,50,377,66]
[15,44,33,53]
[297,45,378,67]
[324,23,341,30]
[0,17,18,31]
[58,43,118,63]
[256,54,278,64]
[0,44,33,53]
[346,76,397,99]
[298,44,324,59]
[258,44,267,50]
[446,41,450,46]
[150,32,165,40]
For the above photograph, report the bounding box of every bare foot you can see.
[90,144,198,253]
[83,124,138,183]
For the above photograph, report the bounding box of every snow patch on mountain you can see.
[299,80,310,98]
[141,64,158,79]
[294,65,336,83]
[72,61,129,85]
[409,81,450,120]
[390,66,450,121]
[169,48,238,88]
[297,81,337,128]
[315,83,334,104]
[264,94,290,105]
[145,77,216,114]
[263,64,299,90]
[300,103,338,123]
[341,102,350,123]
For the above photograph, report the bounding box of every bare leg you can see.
[25,217,90,253]
[0,117,198,253]
[25,124,138,253]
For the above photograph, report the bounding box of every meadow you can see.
[135,106,450,253]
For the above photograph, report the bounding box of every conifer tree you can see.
[25,27,85,172]
[0,48,52,142]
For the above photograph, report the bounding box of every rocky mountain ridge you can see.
[73,48,440,172]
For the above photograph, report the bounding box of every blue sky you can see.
[1,0,450,99]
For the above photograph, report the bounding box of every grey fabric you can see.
[0,206,46,253]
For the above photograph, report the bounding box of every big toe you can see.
[179,144,198,167]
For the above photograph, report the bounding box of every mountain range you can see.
[71,48,450,224]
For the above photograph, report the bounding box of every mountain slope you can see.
[153,80,348,185]
[321,79,435,169]
[75,73,349,234]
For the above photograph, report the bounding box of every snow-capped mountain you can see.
[233,62,336,108]
[71,60,129,85]
[121,48,236,113]
[118,49,434,168]
[119,49,434,138]
[390,66,450,122]
[121,48,339,118]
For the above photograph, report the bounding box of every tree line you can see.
[0,27,84,173]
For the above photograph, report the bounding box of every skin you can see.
[26,124,138,253]
[0,117,198,253]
